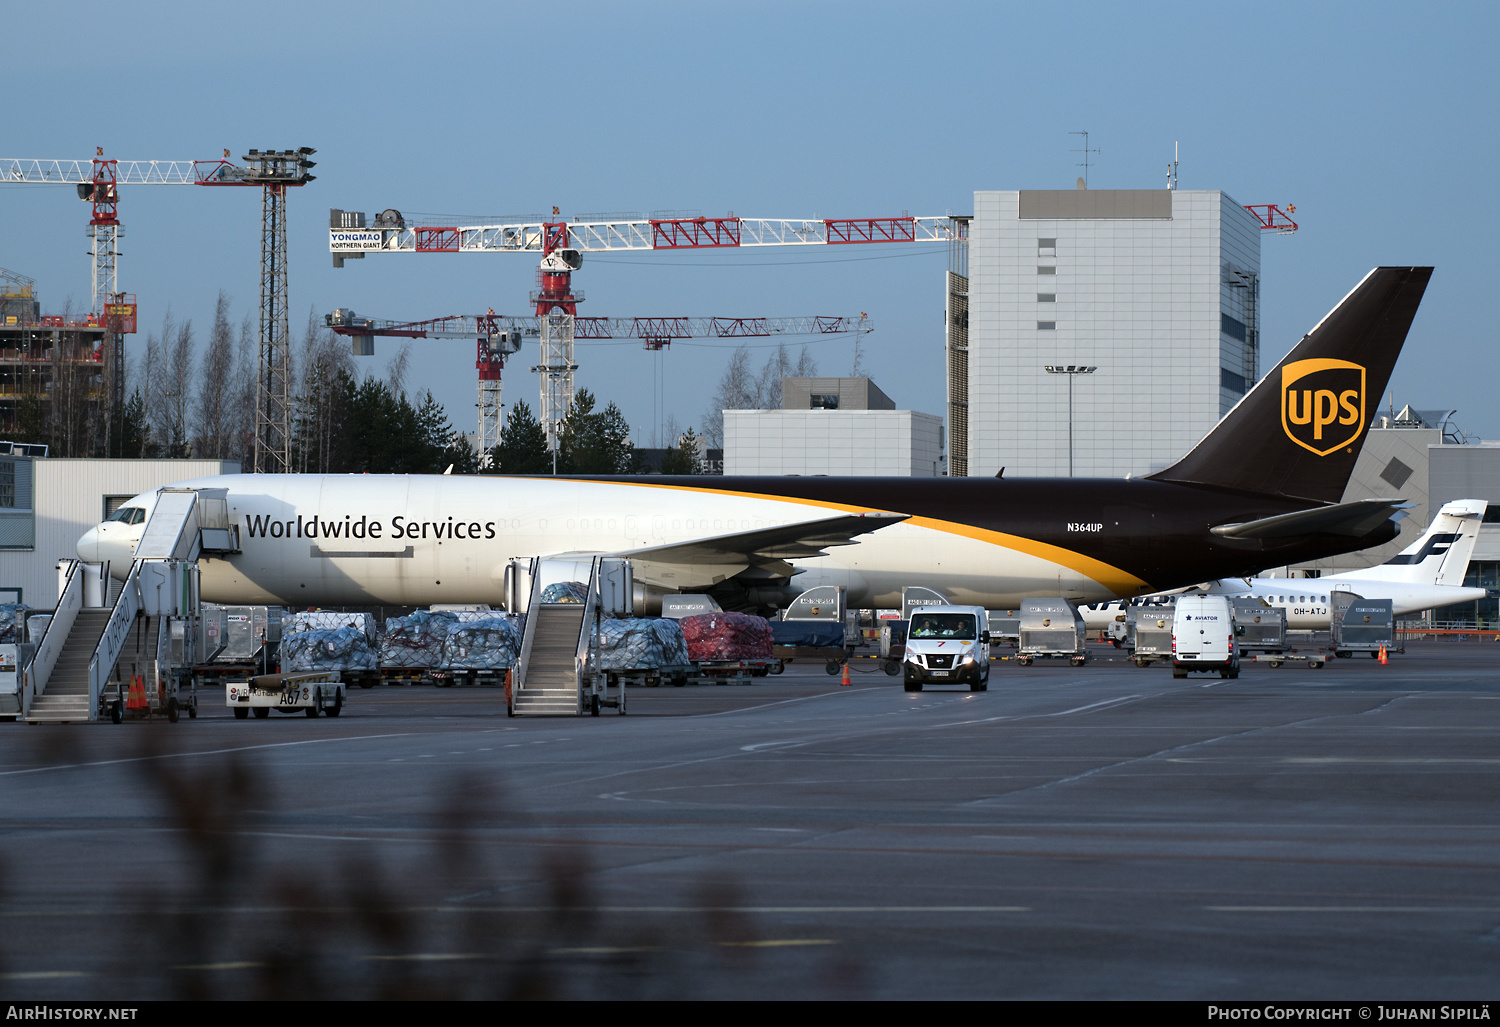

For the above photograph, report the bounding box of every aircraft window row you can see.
[105,506,145,524]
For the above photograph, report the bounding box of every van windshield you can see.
[909,613,976,640]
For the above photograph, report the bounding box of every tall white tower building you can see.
[963,189,1261,479]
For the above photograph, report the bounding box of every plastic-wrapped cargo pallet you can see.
[541,581,589,604]
[678,612,775,661]
[439,617,521,670]
[381,610,458,668]
[0,603,32,643]
[284,610,378,644]
[281,626,378,673]
[598,618,691,671]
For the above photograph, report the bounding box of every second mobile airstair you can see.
[508,556,632,717]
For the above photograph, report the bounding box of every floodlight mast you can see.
[1043,364,1097,477]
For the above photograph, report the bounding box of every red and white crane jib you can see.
[329,215,960,255]
[324,311,872,345]
[327,310,870,341]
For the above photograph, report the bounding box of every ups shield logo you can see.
[1281,358,1366,456]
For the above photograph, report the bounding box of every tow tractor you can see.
[227,671,345,719]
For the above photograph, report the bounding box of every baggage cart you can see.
[1127,602,1176,667]
[1230,597,1287,655]
[1333,595,1397,658]
[1017,598,1088,666]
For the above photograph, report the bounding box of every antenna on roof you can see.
[1071,130,1099,188]
[1167,141,1179,190]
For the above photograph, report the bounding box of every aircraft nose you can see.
[77,525,103,563]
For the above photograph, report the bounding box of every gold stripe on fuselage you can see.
[597,480,1152,597]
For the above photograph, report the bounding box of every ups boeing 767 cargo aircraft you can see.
[78,267,1432,613]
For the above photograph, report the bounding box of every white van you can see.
[902,605,991,692]
[1171,595,1239,679]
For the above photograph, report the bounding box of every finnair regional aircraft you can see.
[79,268,1434,613]
[1080,499,1488,630]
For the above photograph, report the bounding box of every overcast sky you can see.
[2,1,1494,448]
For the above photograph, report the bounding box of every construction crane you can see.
[330,207,956,450]
[1244,204,1298,234]
[0,147,316,471]
[324,309,873,460]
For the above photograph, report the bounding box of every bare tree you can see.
[794,345,818,378]
[755,342,794,411]
[230,312,256,467]
[291,309,355,472]
[195,292,237,458]
[387,342,411,398]
[700,344,758,448]
[849,334,867,378]
[163,317,196,456]
[663,413,682,448]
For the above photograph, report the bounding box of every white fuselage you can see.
[79,474,1141,610]
[1082,576,1486,631]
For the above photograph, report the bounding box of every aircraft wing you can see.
[1210,498,1412,540]
[615,511,908,589]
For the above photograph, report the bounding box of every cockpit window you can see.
[106,506,145,525]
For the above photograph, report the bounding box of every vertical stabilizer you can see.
[1148,267,1433,503]
[1344,499,1486,586]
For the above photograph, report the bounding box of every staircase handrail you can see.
[513,558,545,693]
[24,560,82,719]
[573,558,602,707]
[88,561,143,722]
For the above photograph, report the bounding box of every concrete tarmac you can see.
[2,641,1498,1000]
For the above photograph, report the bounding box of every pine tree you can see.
[493,399,552,474]
[116,389,148,458]
[560,390,635,473]
[660,427,701,475]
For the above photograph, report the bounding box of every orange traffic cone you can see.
[840,662,852,687]
[125,675,146,711]
[1378,643,1388,665]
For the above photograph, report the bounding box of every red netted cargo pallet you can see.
[678,612,775,662]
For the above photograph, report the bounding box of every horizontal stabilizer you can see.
[1210,498,1411,540]
[618,511,908,590]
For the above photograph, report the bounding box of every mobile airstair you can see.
[508,556,632,717]
[23,488,238,723]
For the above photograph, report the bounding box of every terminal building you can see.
[724,377,945,477]
[957,188,1261,479]
[1291,407,1500,627]
[0,457,238,606]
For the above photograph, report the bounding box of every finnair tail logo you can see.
[1384,533,1459,566]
